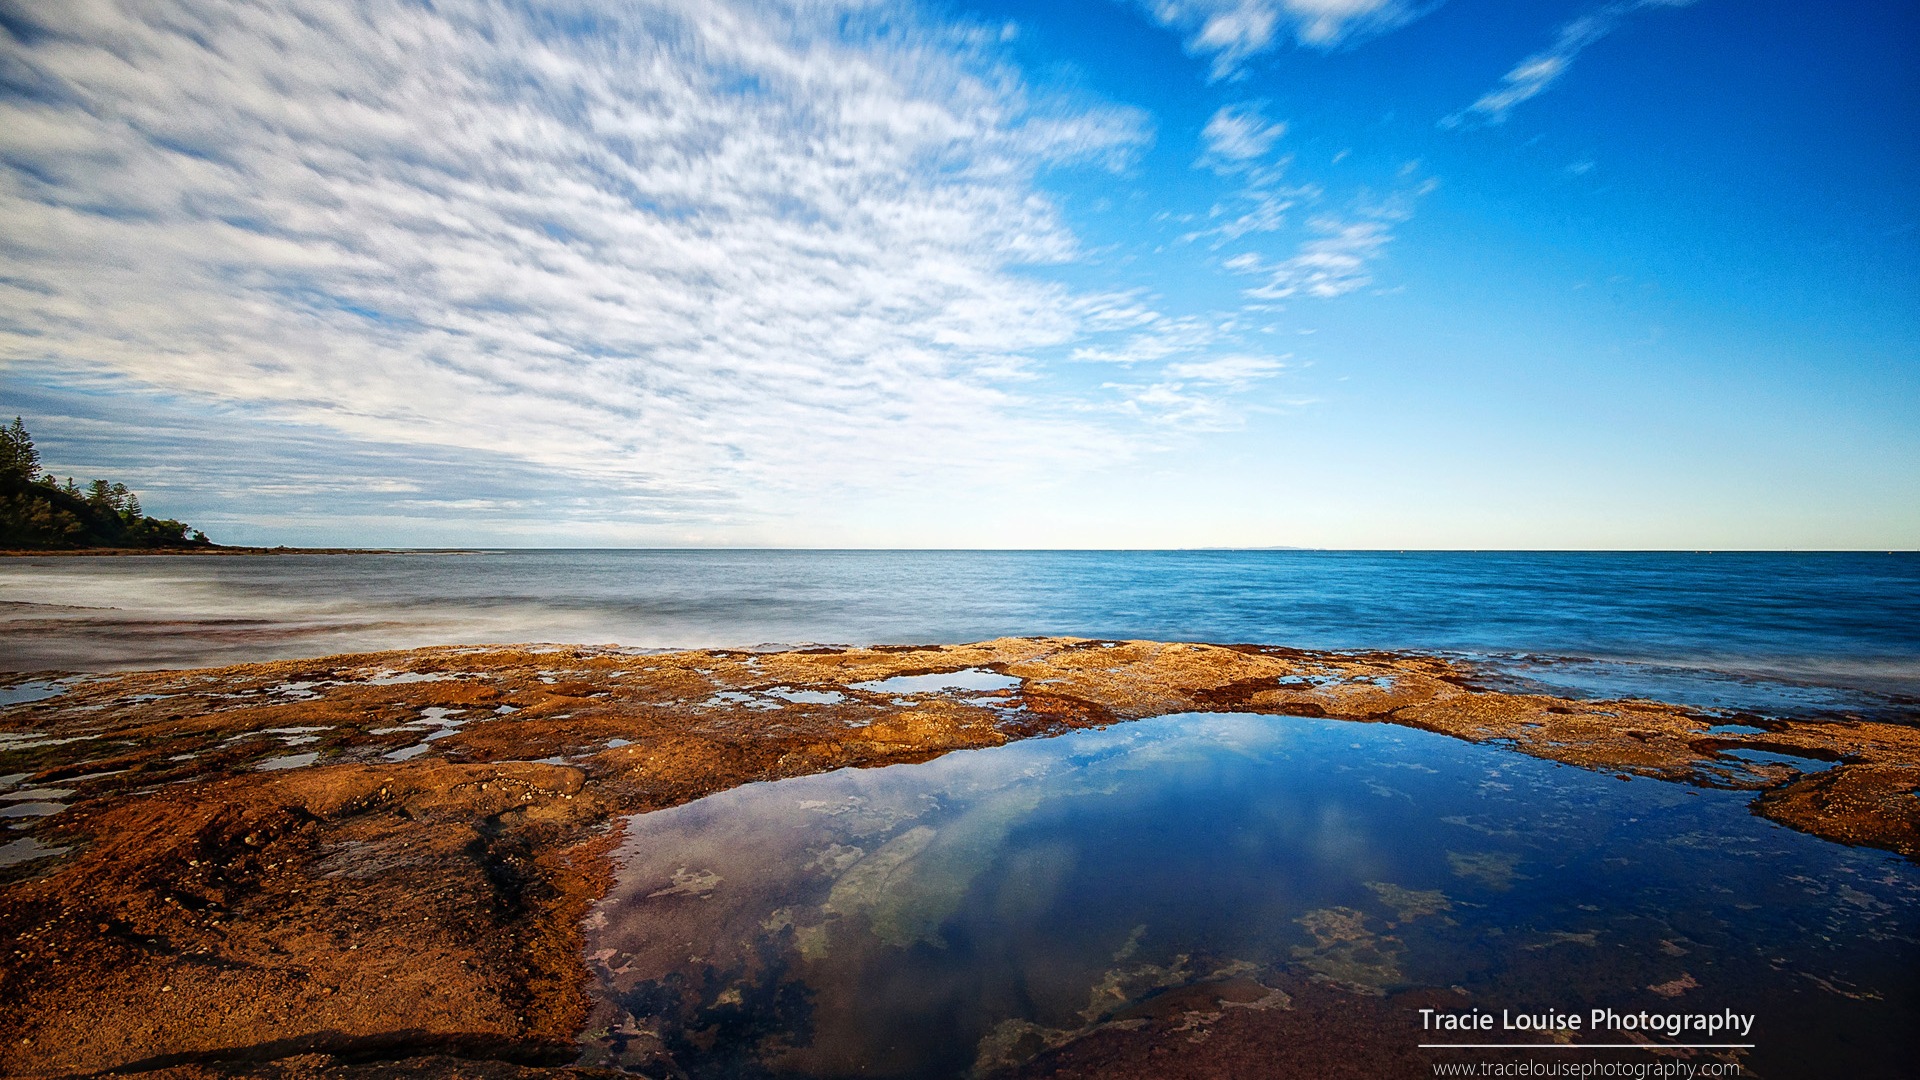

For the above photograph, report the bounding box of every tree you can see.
[0,491,88,547]
[1,416,210,550]
[0,418,39,481]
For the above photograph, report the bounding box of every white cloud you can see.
[1230,217,1394,300]
[0,0,1155,528]
[1140,0,1427,78]
[1182,184,1314,246]
[1057,279,1308,427]
[1163,353,1286,384]
[1200,103,1286,165]
[1443,0,1698,128]
[1071,315,1222,364]
[1184,103,1311,247]
[1064,297,1294,428]
[1068,290,1169,333]
[1103,351,1290,429]
[1219,170,1433,301]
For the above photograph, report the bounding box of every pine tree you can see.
[0,418,39,481]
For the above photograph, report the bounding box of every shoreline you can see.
[1,637,1914,1077]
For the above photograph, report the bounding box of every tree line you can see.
[0,417,213,550]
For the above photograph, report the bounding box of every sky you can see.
[0,0,1915,549]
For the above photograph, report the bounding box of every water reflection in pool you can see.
[582,713,1918,1079]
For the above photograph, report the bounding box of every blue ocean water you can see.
[1,551,1915,716]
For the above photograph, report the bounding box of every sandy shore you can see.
[1,637,1913,1078]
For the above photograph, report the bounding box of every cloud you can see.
[1442,0,1698,128]
[0,0,1155,532]
[1200,103,1286,165]
[1216,164,1434,301]
[1071,315,1222,364]
[1069,290,1169,334]
[1183,102,1312,247]
[1063,295,1293,428]
[1182,183,1313,246]
[5,371,726,546]
[1228,219,1393,299]
[1139,0,1428,78]
[1163,353,1286,384]
[1103,352,1291,429]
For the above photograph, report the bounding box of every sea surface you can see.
[1,550,1916,719]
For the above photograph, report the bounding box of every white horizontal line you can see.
[1420,1044,1755,1050]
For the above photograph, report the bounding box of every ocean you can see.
[2,550,1915,719]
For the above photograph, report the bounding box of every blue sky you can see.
[1,0,1914,548]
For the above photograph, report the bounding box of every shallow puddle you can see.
[765,688,848,705]
[0,680,68,706]
[850,668,1021,694]
[360,670,453,686]
[0,835,71,868]
[2,787,75,801]
[583,713,1917,1079]
[1717,746,1839,773]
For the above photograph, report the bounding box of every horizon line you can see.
[81,545,1919,555]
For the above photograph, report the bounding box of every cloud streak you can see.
[1102,349,1293,429]
[1200,103,1287,165]
[1215,165,1433,303]
[1138,0,1429,78]
[1226,218,1394,300]
[1443,0,1698,128]
[0,0,1154,530]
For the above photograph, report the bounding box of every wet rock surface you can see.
[0,637,1913,1077]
